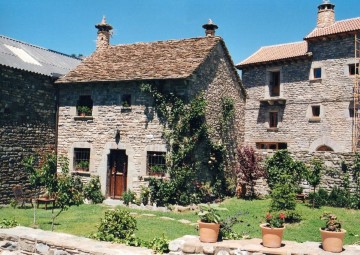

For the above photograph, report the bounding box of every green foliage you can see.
[150,165,166,175]
[219,211,245,240]
[281,210,302,223]
[148,235,170,254]
[308,188,329,208]
[122,190,137,206]
[270,183,296,211]
[9,199,18,209]
[265,212,285,228]
[321,212,342,232]
[265,150,307,190]
[197,203,228,224]
[0,218,18,228]
[92,209,137,242]
[83,176,104,204]
[328,186,351,208]
[76,161,89,170]
[77,106,92,115]
[141,83,230,205]
[306,159,325,209]
[140,186,150,206]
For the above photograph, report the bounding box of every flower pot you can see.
[320,228,346,253]
[198,221,220,243]
[260,224,285,248]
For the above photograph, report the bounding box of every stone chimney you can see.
[317,0,335,28]
[202,19,218,37]
[95,16,113,50]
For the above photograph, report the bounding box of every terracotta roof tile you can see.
[236,41,308,68]
[56,36,221,83]
[305,17,360,39]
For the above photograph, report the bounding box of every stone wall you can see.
[252,151,359,197]
[0,66,56,204]
[241,34,358,153]
[57,40,245,197]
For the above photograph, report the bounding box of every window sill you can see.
[72,171,91,177]
[309,117,321,122]
[121,107,132,112]
[267,127,279,132]
[309,78,322,83]
[260,98,286,105]
[74,116,94,121]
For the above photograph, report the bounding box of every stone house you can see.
[0,36,80,203]
[55,18,246,198]
[236,1,360,153]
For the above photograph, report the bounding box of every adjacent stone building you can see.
[55,18,246,198]
[0,36,81,203]
[237,1,360,153]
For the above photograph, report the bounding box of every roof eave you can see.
[236,54,312,69]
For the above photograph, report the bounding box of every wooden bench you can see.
[36,198,55,210]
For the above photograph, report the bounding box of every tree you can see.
[306,159,324,209]
[235,146,265,198]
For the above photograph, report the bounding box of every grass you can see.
[1,198,359,245]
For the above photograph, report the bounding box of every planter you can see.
[260,224,285,248]
[198,221,220,243]
[320,228,346,253]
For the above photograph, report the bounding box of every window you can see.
[316,145,334,152]
[312,105,320,117]
[147,151,166,176]
[121,94,131,107]
[269,112,278,128]
[256,142,287,150]
[313,68,322,79]
[349,63,359,75]
[77,95,93,116]
[74,148,90,171]
[269,71,280,97]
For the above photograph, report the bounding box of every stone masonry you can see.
[0,66,56,204]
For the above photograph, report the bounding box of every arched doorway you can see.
[316,145,334,152]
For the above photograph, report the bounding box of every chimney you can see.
[95,16,113,50]
[317,0,335,28]
[202,19,218,37]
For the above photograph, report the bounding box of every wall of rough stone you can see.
[241,34,357,153]
[0,66,56,204]
[57,40,245,197]
[252,151,359,197]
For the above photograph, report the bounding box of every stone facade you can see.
[0,66,56,204]
[56,40,245,197]
[240,33,358,153]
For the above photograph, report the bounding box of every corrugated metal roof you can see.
[236,41,309,68]
[0,35,81,77]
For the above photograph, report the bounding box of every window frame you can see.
[269,71,280,97]
[269,111,278,128]
[313,68,322,79]
[146,151,166,176]
[76,95,93,116]
[74,148,90,172]
[256,142,287,150]
[349,63,359,76]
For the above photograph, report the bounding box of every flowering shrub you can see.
[265,212,285,228]
[321,212,342,232]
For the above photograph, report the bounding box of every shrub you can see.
[0,218,18,228]
[148,235,170,254]
[328,186,351,208]
[308,188,328,208]
[83,176,104,204]
[235,146,265,199]
[270,183,296,211]
[139,186,150,206]
[122,190,137,206]
[219,211,245,240]
[92,209,137,242]
[148,178,176,206]
[306,159,324,209]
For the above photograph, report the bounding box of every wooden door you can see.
[108,150,127,199]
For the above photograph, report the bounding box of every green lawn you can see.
[1,198,359,245]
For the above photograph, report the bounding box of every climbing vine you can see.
[141,83,230,205]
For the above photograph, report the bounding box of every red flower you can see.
[279,213,285,220]
[266,212,272,219]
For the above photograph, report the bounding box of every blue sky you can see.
[0,0,359,64]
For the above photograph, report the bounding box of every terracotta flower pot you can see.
[260,224,285,248]
[320,228,346,253]
[198,221,220,243]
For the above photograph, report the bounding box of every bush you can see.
[83,176,104,204]
[328,186,351,208]
[122,190,137,206]
[148,235,170,254]
[308,188,328,208]
[219,211,245,240]
[270,183,296,211]
[140,186,150,206]
[0,218,18,228]
[149,178,176,206]
[92,209,137,242]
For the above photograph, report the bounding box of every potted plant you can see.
[260,212,285,248]
[76,161,89,171]
[320,213,346,253]
[77,106,92,116]
[149,165,166,177]
[197,203,227,243]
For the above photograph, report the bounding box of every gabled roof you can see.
[305,17,360,39]
[56,36,222,83]
[236,41,309,68]
[0,35,81,77]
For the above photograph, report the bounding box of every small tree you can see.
[236,146,265,198]
[306,159,324,209]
